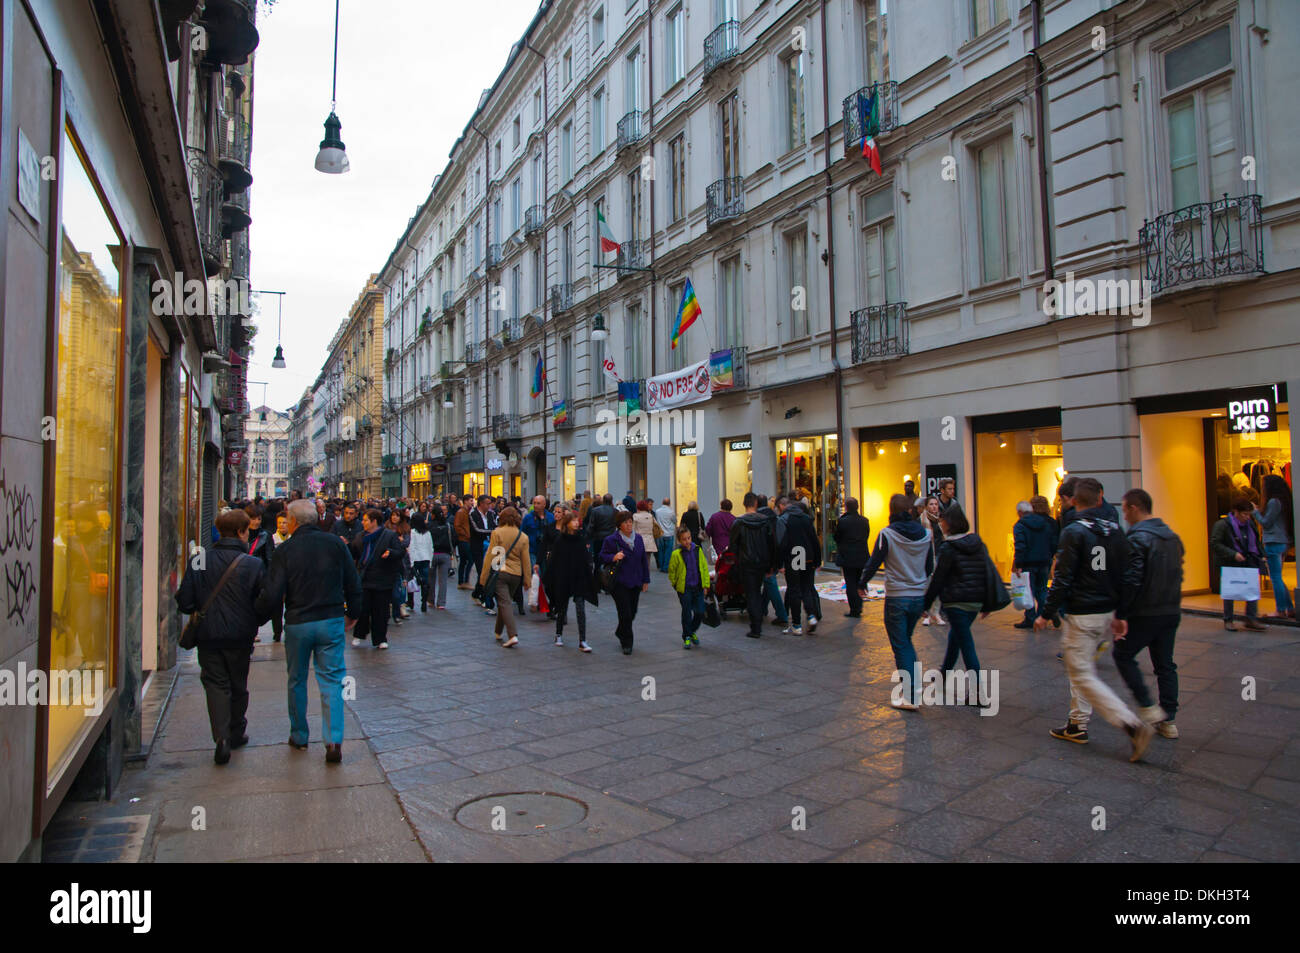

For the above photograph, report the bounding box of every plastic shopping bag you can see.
[1221,566,1261,602]
[1010,571,1034,612]
[526,568,541,609]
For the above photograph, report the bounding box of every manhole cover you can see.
[454,792,588,835]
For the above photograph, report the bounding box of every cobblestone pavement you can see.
[335,569,1300,862]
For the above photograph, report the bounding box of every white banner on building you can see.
[645,358,712,411]
[601,355,622,386]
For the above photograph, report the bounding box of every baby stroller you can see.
[711,550,748,619]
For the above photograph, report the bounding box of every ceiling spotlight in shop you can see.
[997,433,1007,448]
[900,442,908,453]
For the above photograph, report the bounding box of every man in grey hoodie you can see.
[859,494,935,709]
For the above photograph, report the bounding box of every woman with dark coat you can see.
[922,504,989,701]
[600,511,650,655]
[544,510,598,652]
[680,501,705,543]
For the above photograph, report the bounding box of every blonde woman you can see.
[479,507,530,648]
[633,499,658,579]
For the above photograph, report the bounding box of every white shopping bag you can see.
[1221,566,1261,602]
[1010,571,1034,611]
[526,567,541,609]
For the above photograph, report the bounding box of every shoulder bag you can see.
[483,530,524,597]
[180,554,249,649]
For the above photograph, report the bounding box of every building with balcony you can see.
[244,406,291,499]
[362,0,1299,596]
[0,0,261,861]
[321,276,385,499]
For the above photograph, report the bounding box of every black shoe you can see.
[325,743,342,764]
[746,630,762,639]
[214,739,231,765]
[1013,621,1034,629]
[231,734,249,749]
[288,737,308,750]
[272,636,282,642]
[621,646,633,655]
[844,612,861,618]
[1049,722,1089,744]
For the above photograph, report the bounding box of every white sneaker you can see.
[378,642,389,650]
[554,636,563,647]
[922,616,931,626]
[484,608,496,616]
[352,637,363,647]
[806,616,817,632]
[579,641,592,653]
[502,636,518,648]
[791,625,803,636]
[782,625,792,634]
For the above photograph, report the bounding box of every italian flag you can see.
[862,135,882,176]
[597,207,621,255]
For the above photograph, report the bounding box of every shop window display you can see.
[975,427,1064,577]
[858,437,919,552]
[49,128,123,779]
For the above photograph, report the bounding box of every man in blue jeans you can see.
[859,494,934,709]
[255,500,361,763]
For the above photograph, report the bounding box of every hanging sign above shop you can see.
[486,458,505,470]
[645,358,712,412]
[409,463,430,483]
[1226,386,1279,433]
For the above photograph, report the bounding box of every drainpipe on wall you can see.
[647,2,657,380]
[469,119,491,444]
[523,36,549,496]
[1031,0,1055,282]
[819,0,846,495]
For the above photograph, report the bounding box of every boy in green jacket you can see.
[668,526,710,649]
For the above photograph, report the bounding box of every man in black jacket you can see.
[584,494,618,563]
[779,500,822,634]
[1012,500,1057,628]
[254,500,362,763]
[1035,478,1153,762]
[175,508,267,765]
[469,494,498,607]
[833,499,870,618]
[332,502,362,544]
[1113,488,1184,740]
[351,508,407,648]
[730,492,780,639]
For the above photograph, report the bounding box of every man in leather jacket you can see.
[1113,488,1184,739]
[1035,478,1154,761]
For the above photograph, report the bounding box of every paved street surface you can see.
[54,571,1300,862]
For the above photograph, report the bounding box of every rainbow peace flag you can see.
[672,278,702,350]
[530,353,545,398]
[552,399,568,425]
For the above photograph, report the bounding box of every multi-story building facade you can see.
[287,385,316,493]
[373,0,1297,594]
[244,406,291,499]
[0,0,259,860]
[321,276,385,499]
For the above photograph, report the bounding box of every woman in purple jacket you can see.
[600,511,651,654]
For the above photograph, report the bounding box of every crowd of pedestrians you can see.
[174,464,1291,768]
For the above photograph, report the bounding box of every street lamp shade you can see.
[271,344,286,369]
[442,397,455,409]
[591,312,608,341]
[314,112,349,174]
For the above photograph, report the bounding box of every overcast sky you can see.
[246,0,541,412]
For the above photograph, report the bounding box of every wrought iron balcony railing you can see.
[553,395,574,429]
[221,188,250,238]
[524,204,545,237]
[442,436,457,458]
[188,147,225,276]
[199,0,259,68]
[706,177,744,227]
[420,375,433,394]
[550,283,574,314]
[703,20,740,77]
[491,413,522,442]
[464,341,486,364]
[841,81,901,158]
[1139,193,1264,296]
[497,318,524,345]
[616,239,646,278]
[217,108,251,191]
[850,302,909,363]
[486,243,504,269]
[617,110,645,153]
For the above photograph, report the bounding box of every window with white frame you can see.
[511,265,521,320]
[783,49,806,151]
[592,334,607,395]
[785,227,809,339]
[510,178,521,232]
[1161,24,1236,210]
[975,134,1019,283]
[626,49,642,114]
[532,152,543,205]
[625,302,643,378]
[862,0,890,85]
[593,6,605,51]
[719,255,742,347]
[860,187,899,306]
[715,0,738,25]
[560,335,573,397]
[564,48,573,86]
[666,6,685,85]
[512,116,521,151]
[494,140,502,172]
[667,281,685,370]
[720,90,740,183]
[669,134,687,222]
[532,248,542,309]
[562,222,574,284]
[970,0,1007,38]
[593,87,606,153]
[626,170,642,245]
[533,88,542,124]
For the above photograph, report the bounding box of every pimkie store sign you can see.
[645,358,712,412]
[1226,385,1279,433]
